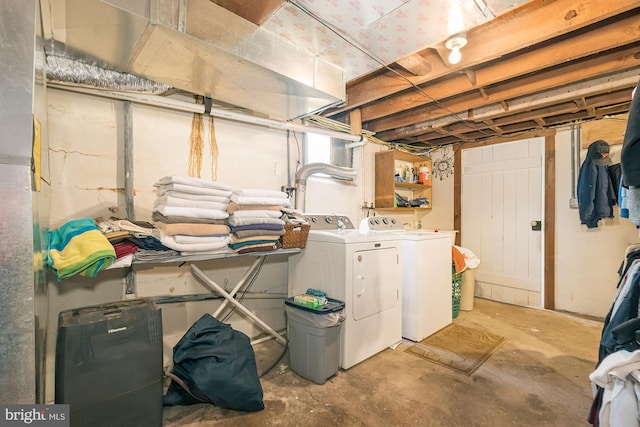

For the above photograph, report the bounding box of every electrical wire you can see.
[286,1,497,144]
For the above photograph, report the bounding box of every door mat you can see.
[405,323,506,375]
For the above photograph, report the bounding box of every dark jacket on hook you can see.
[622,79,640,187]
[577,141,615,228]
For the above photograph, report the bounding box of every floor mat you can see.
[404,323,506,375]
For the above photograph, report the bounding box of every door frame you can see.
[454,129,556,309]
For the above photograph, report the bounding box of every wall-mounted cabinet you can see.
[375,150,432,211]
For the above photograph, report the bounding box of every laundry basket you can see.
[280,223,310,249]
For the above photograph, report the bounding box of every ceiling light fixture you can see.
[445,33,467,65]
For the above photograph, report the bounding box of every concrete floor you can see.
[162,298,603,426]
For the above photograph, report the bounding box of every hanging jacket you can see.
[578,141,615,228]
[621,80,640,187]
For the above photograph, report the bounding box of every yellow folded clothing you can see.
[47,218,116,280]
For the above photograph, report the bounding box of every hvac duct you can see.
[294,163,357,211]
[41,0,345,120]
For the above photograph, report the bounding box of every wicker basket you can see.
[280,223,311,249]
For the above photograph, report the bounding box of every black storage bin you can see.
[55,299,163,427]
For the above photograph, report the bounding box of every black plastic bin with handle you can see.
[284,297,346,384]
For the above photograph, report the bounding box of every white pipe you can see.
[48,83,364,142]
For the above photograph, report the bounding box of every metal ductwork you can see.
[41,0,345,120]
[294,163,357,211]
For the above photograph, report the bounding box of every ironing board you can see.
[133,248,300,346]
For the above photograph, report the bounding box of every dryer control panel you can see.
[360,216,404,232]
[304,214,355,230]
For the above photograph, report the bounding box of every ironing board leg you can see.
[190,263,287,345]
[211,256,265,318]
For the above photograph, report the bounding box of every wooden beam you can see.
[544,133,556,309]
[364,46,640,130]
[396,54,433,76]
[358,18,640,122]
[208,0,284,25]
[349,109,362,135]
[330,0,639,114]
[373,69,639,140]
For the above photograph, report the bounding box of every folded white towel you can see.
[172,234,231,244]
[154,176,233,191]
[159,232,230,252]
[232,189,289,199]
[157,183,232,198]
[180,247,235,257]
[157,190,230,203]
[230,195,291,207]
[154,206,229,220]
[154,197,228,211]
[230,210,283,219]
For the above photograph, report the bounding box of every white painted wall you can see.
[554,127,637,317]
[43,88,377,402]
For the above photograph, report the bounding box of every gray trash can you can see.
[285,297,345,385]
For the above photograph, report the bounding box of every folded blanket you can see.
[234,242,278,253]
[180,247,235,257]
[230,195,291,207]
[173,234,231,244]
[154,206,229,220]
[155,196,228,211]
[227,216,285,227]
[155,221,230,236]
[126,234,173,251]
[156,191,230,204]
[154,176,233,191]
[159,232,230,252]
[232,189,289,199]
[113,240,139,259]
[156,183,232,198]
[230,234,282,244]
[108,218,158,235]
[229,238,281,250]
[229,223,285,233]
[47,218,116,280]
[153,212,229,225]
[227,202,282,213]
[230,210,283,219]
[134,248,181,262]
[233,228,285,239]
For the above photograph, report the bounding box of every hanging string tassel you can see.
[209,115,219,181]
[188,96,204,178]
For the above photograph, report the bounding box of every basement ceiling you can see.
[210,0,640,149]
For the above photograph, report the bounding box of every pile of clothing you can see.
[152,176,233,256]
[227,189,290,253]
[95,217,171,267]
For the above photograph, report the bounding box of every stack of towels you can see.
[227,189,291,253]
[152,176,233,256]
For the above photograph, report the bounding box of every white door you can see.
[461,138,544,307]
[351,247,399,320]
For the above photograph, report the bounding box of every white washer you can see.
[401,230,452,341]
[360,217,453,342]
[288,214,402,370]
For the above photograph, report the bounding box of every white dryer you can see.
[288,214,402,370]
[360,217,453,342]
